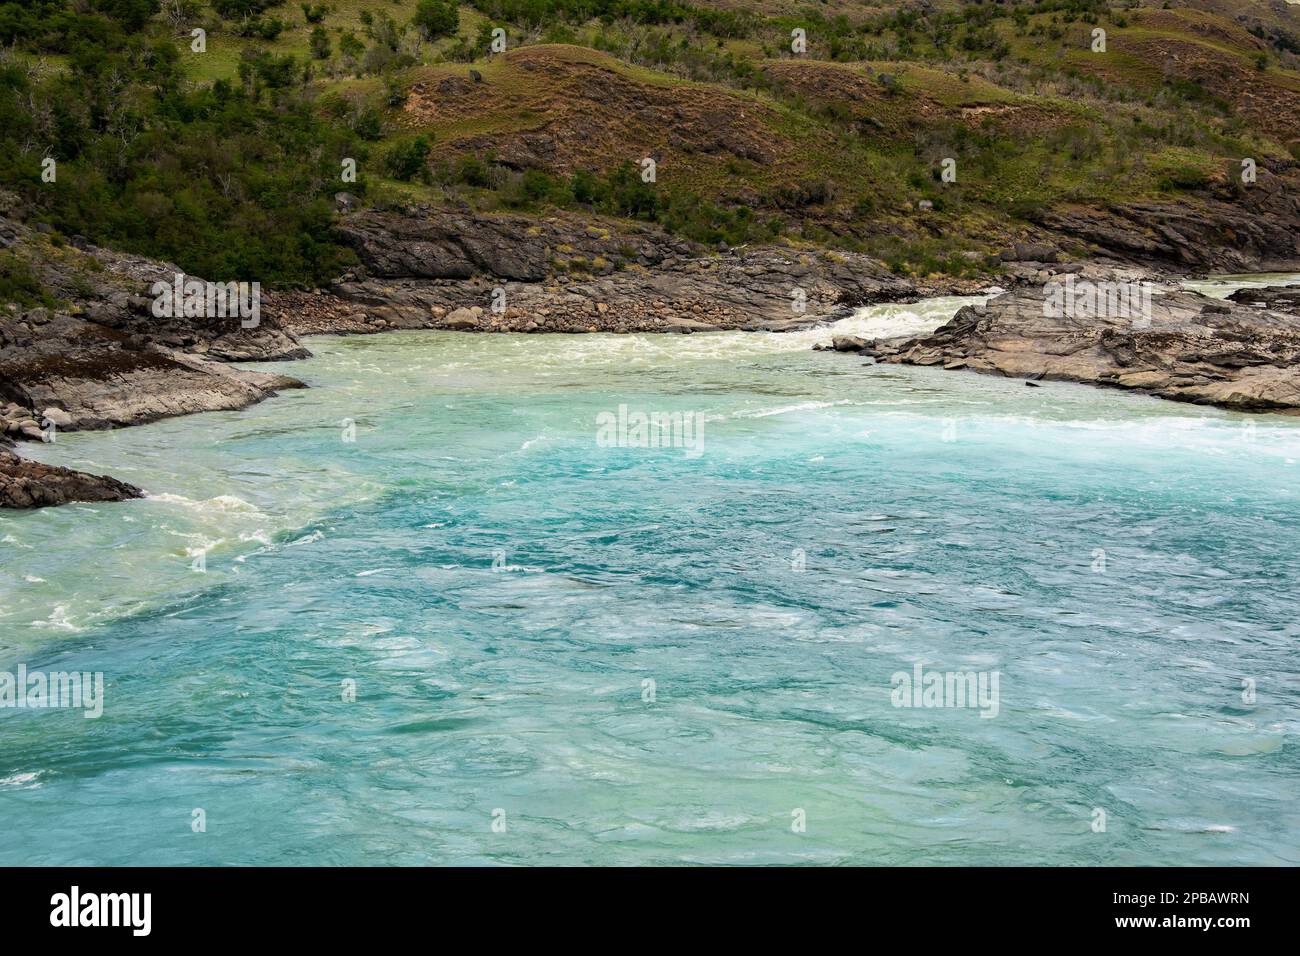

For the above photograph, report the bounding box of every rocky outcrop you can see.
[269,252,918,335]
[273,205,930,335]
[0,324,306,432]
[825,280,1300,413]
[0,213,307,435]
[1035,170,1300,273]
[0,208,311,506]
[0,446,141,508]
[335,205,698,282]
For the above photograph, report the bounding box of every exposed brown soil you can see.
[402,46,786,177]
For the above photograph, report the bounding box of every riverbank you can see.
[3,192,1299,507]
[262,205,1008,337]
[0,201,985,507]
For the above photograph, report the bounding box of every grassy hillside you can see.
[1,0,1297,286]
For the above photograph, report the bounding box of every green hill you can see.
[1,0,1296,285]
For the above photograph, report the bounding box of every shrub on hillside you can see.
[413,0,459,42]
[384,136,433,181]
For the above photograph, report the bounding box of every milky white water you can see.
[1182,272,1300,298]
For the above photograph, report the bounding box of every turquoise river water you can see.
[1,278,1298,865]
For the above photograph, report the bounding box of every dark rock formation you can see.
[1035,171,1300,273]
[0,447,142,508]
[337,208,567,281]
[1226,284,1300,314]
[275,206,929,334]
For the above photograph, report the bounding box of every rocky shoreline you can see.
[263,205,956,337]
[1,200,984,507]
[3,193,1299,507]
[821,275,1300,413]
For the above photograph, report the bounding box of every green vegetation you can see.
[0,1,1295,284]
[0,250,55,308]
[413,0,459,41]
[0,2,366,286]
[385,134,433,180]
[422,157,782,247]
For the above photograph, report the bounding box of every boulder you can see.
[442,308,480,329]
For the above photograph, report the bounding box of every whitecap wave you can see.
[734,399,856,418]
[148,492,261,515]
[0,772,41,789]
[30,605,77,631]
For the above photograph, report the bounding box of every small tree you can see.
[412,0,458,42]
[310,25,331,60]
[98,0,164,32]
[338,31,364,62]
[385,135,432,182]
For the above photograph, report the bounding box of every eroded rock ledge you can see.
[822,282,1300,413]
[0,216,307,434]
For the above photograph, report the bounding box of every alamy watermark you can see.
[0,664,104,718]
[1043,275,1155,328]
[50,886,150,936]
[891,663,1000,718]
[596,404,705,457]
[151,273,261,328]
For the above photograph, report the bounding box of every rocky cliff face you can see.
[1034,169,1300,273]
[333,206,674,282]
[824,275,1300,413]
